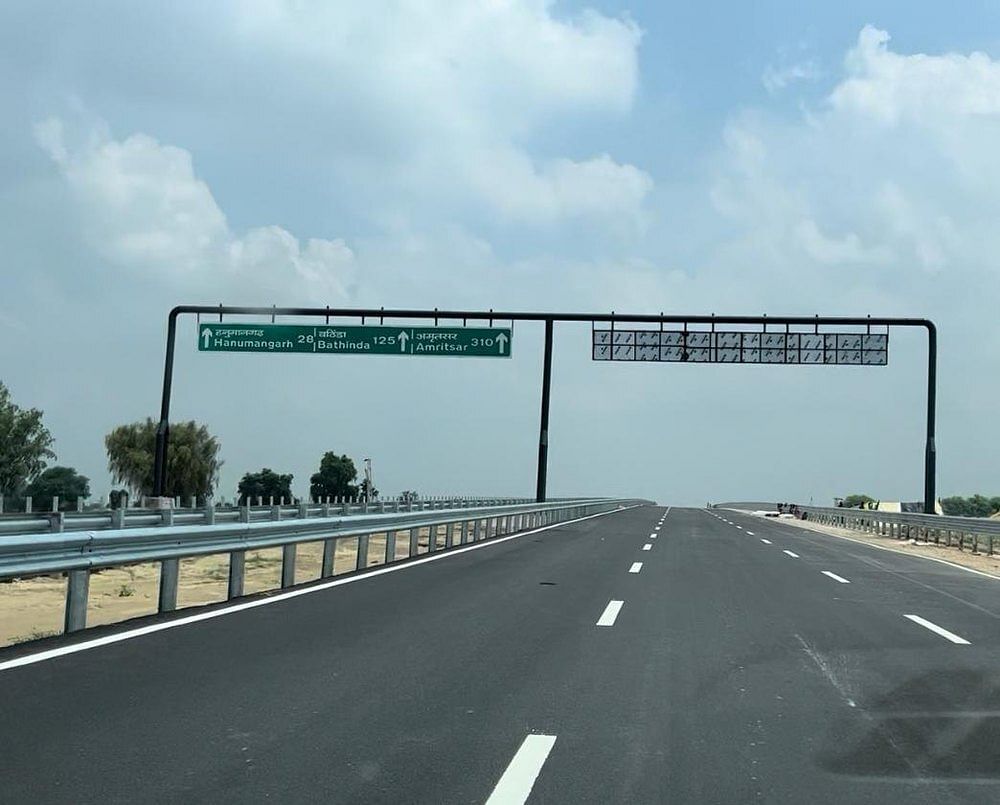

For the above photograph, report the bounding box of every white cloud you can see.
[114,0,649,228]
[35,117,356,300]
[713,26,1000,281]
[464,149,652,224]
[762,60,821,94]
[832,26,1000,124]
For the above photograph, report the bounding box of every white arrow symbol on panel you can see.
[201,328,213,347]
[496,333,508,354]
[397,330,409,352]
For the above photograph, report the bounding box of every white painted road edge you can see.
[629,562,643,574]
[904,614,971,645]
[485,734,557,805]
[0,505,645,673]
[783,550,800,558]
[821,571,851,584]
[596,600,625,627]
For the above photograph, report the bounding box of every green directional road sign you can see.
[198,323,512,357]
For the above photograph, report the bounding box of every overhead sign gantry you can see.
[153,307,937,513]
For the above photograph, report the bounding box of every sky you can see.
[2,0,1000,506]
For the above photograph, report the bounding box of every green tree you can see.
[0,381,56,496]
[841,494,875,509]
[238,468,293,505]
[941,495,1000,518]
[310,452,358,501]
[24,466,90,511]
[105,418,222,503]
[359,478,379,501]
[398,490,419,503]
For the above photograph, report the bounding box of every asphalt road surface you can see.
[3,505,1000,803]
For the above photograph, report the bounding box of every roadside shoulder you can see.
[772,515,1000,581]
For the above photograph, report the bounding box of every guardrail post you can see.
[65,569,90,633]
[341,500,350,516]
[51,495,59,512]
[356,534,369,569]
[25,495,32,513]
[228,551,245,599]
[445,522,454,548]
[409,527,419,556]
[158,558,179,612]
[322,538,336,577]
[272,504,282,521]
[0,493,4,513]
[161,507,174,527]
[298,501,309,519]
[204,500,216,525]
[47,511,65,532]
[385,530,396,563]
[379,500,385,513]
[460,521,469,544]
[427,524,438,553]
[111,507,125,529]
[282,544,297,587]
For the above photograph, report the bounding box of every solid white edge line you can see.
[783,550,799,558]
[904,614,970,645]
[485,733,557,805]
[596,600,624,627]
[821,570,851,584]
[760,539,772,544]
[642,543,652,551]
[629,562,643,574]
[0,505,644,673]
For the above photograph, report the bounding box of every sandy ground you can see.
[0,524,465,647]
[776,515,1000,578]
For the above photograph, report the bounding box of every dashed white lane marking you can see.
[736,526,743,530]
[650,533,658,538]
[746,531,755,536]
[904,614,970,645]
[822,571,851,584]
[642,543,653,551]
[629,562,643,574]
[596,600,625,627]
[485,734,557,805]
[760,539,772,545]
[783,550,799,558]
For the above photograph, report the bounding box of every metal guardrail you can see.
[0,498,649,637]
[793,505,1000,555]
[0,496,545,536]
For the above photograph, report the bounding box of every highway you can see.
[3,505,1000,803]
